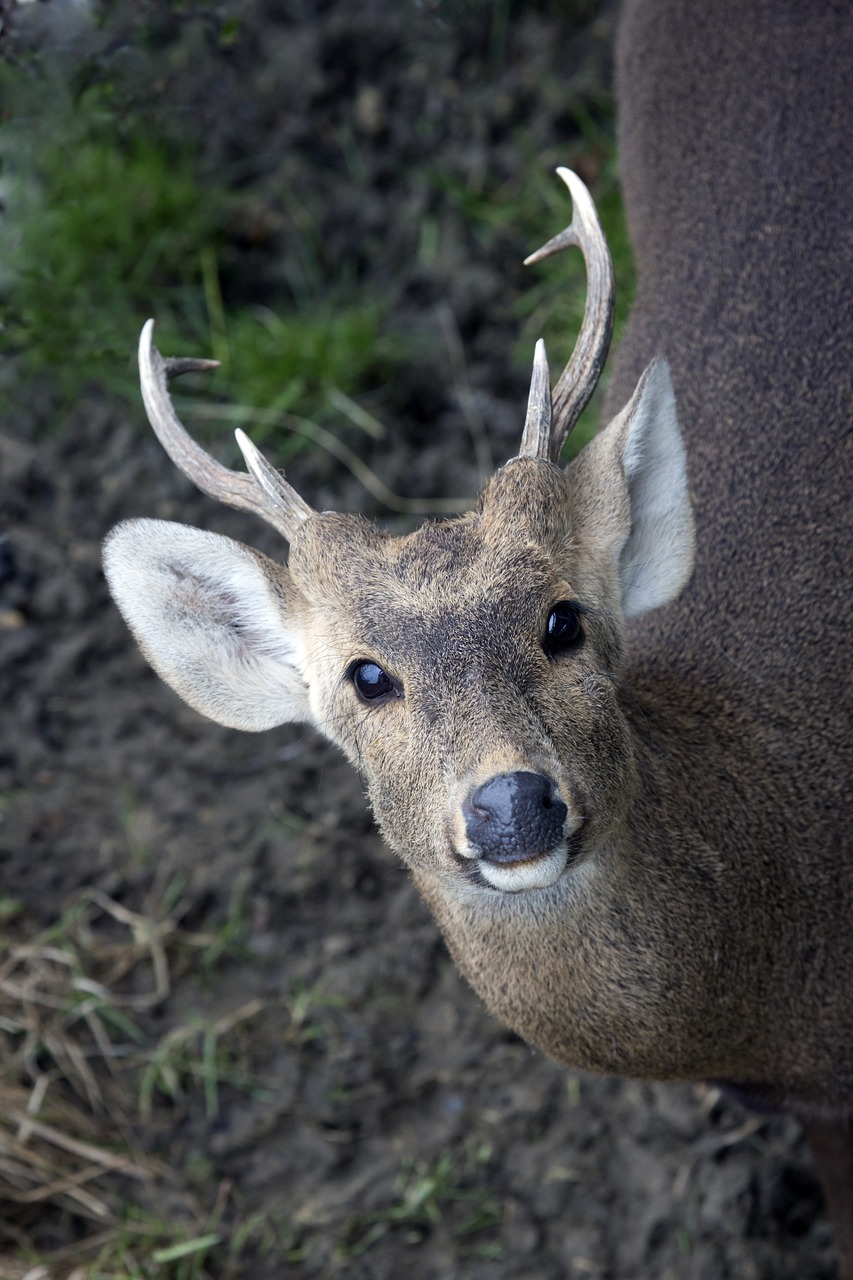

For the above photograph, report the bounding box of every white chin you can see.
[476,843,569,893]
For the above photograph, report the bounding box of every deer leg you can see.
[802,1116,853,1279]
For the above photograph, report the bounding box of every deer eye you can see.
[350,660,401,704]
[543,601,584,657]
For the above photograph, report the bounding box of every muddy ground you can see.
[0,1,838,1277]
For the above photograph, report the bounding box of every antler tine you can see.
[138,319,314,541]
[517,339,553,460]
[523,167,615,461]
[234,427,315,534]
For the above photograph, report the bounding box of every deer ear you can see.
[103,519,312,730]
[568,359,695,619]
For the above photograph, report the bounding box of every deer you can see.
[103,0,853,1270]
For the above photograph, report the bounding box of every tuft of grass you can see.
[340,1146,502,1260]
[196,869,253,970]
[195,282,395,467]
[0,87,220,405]
[283,977,345,1046]
[137,999,264,1123]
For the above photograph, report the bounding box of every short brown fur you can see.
[603,0,853,1264]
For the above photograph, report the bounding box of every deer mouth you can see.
[474,841,571,892]
[455,823,586,893]
[452,769,585,892]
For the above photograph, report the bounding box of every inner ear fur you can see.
[566,359,695,620]
[103,519,313,731]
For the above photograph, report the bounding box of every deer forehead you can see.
[287,503,578,673]
[287,457,575,607]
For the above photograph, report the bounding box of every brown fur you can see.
[598,0,853,1099]
[600,0,853,1263]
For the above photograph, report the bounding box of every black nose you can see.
[463,771,568,864]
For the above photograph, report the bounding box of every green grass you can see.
[2,70,629,471]
[0,83,401,446]
[339,1146,502,1261]
[136,1001,265,1122]
[283,977,346,1045]
[1,87,218,402]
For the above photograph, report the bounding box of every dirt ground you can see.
[0,1,839,1277]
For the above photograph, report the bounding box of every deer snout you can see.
[449,766,583,892]
[454,770,579,892]
[464,771,568,864]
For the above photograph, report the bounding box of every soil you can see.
[0,2,838,1277]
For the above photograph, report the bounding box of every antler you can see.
[517,339,553,460]
[138,319,314,540]
[518,167,615,463]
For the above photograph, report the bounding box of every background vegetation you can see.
[1,2,632,477]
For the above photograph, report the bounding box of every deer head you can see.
[104,169,694,898]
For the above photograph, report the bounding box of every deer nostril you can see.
[464,771,568,865]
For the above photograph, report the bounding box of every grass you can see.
[0,81,402,452]
[0,880,511,1275]
[1,64,630,486]
[282,978,345,1046]
[340,1147,502,1261]
[1,84,219,404]
[137,1000,264,1123]
[0,887,270,1276]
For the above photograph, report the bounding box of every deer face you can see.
[282,459,634,892]
[105,357,692,899]
[103,171,694,899]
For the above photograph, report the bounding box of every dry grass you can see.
[0,889,264,1276]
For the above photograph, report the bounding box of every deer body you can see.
[104,0,853,1268]
[602,0,853,1104]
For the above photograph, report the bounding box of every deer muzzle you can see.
[461,770,578,892]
